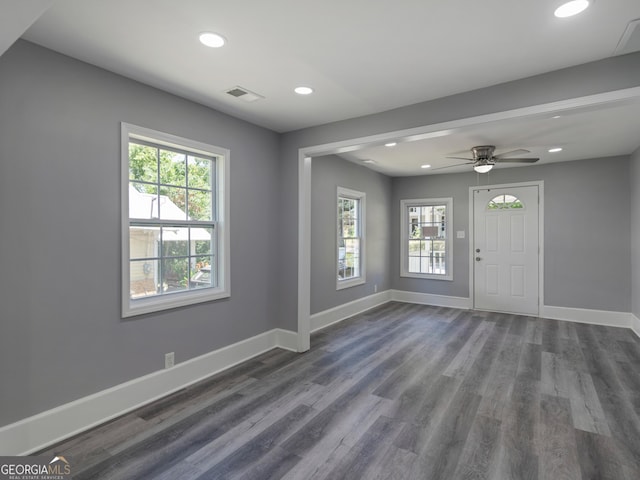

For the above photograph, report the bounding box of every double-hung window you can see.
[121,123,230,317]
[400,198,453,280]
[337,187,366,289]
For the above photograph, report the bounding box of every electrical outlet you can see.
[165,352,175,369]
[374,284,378,293]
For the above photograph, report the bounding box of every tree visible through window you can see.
[487,194,524,210]
[122,123,229,317]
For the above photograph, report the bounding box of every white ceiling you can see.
[338,96,640,175]
[4,0,640,175]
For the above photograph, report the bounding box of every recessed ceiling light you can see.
[294,86,314,95]
[363,159,376,164]
[548,147,563,153]
[421,164,431,169]
[199,32,226,48]
[554,0,590,18]
[385,142,397,147]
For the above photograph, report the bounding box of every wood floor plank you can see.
[477,333,524,420]
[538,394,581,480]
[540,351,570,398]
[410,388,482,480]
[457,318,511,395]
[443,320,495,378]
[183,380,324,472]
[368,445,417,480]
[524,317,543,345]
[450,414,502,480]
[323,415,403,480]
[193,404,312,479]
[574,429,629,480]
[279,396,392,480]
[567,370,611,436]
[392,374,462,451]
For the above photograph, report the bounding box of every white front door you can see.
[473,185,539,315]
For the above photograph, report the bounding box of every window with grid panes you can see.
[400,198,453,280]
[121,123,229,317]
[337,187,366,289]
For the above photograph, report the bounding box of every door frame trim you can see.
[468,180,544,315]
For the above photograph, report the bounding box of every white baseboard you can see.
[274,328,299,351]
[0,327,297,456]
[310,290,393,332]
[631,314,640,339]
[541,305,633,329]
[390,290,472,310]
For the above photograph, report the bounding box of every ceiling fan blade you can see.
[445,156,474,161]
[493,149,530,159]
[494,157,539,163]
[430,162,475,171]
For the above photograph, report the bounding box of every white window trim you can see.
[121,123,230,317]
[336,186,366,290]
[400,197,453,281]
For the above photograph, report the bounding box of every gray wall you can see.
[392,157,632,312]
[0,41,281,426]
[310,155,392,314]
[632,147,640,319]
[279,51,640,331]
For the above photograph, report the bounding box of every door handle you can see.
[476,257,482,261]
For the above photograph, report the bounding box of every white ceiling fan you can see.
[434,145,540,173]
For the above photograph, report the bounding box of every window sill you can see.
[123,287,230,318]
[336,277,366,291]
[400,272,453,281]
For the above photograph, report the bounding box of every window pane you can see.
[159,187,187,220]
[188,189,212,221]
[159,150,186,187]
[408,256,420,273]
[130,181,157,195]
[130,259,159,299]
[338,265,347,280]
[129,226,159,260]
[190,256,213,289]
[129,143,158,183]
[161,226,189,257]
[193,227,214,255]
[188,156,212,189]
[129,183,158,219]
[408,239,421,256]
[345,238,359,265]
[162,257,189,292]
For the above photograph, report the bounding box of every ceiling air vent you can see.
[614,18,640,56]
[224,86,264,103]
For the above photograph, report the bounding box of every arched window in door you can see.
[487,194,524,210]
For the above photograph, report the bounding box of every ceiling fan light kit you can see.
[474,163,494,173]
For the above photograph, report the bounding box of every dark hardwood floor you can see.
[39,303,640,479]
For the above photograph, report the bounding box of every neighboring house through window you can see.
[121,123,230,317]
[400,197,453,280]
[337,187,366,290]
